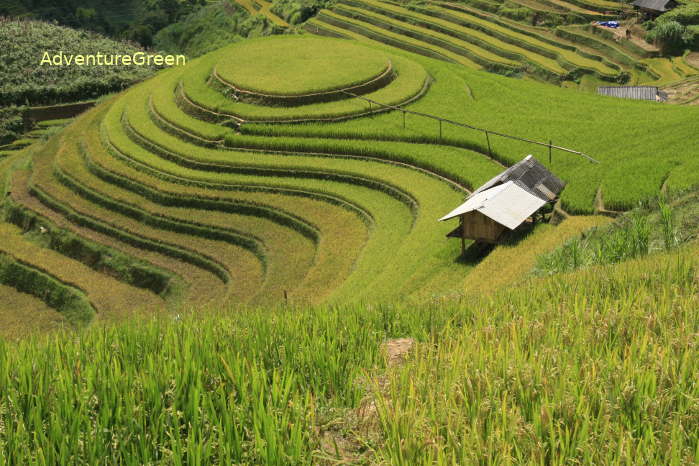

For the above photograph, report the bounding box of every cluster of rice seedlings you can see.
[658,198,679,249]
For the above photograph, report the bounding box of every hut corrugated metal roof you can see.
[632,0,675,11]
[439,181,547,229]
[472,155,565,202]
[597,86,664,101]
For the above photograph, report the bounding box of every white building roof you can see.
[438,181,546,230]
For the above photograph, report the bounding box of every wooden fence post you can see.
[549,140,552,166]
[485,130,492,157]
[402,110,406,128]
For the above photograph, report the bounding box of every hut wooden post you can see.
[460,217,466,256]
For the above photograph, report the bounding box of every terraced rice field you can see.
[0,37,505,330]
[2,35,698,332]
[230,0,289,26]
[306,0,698,92]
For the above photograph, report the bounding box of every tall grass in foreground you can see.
[373,250,698,464]
[0,246,697,464]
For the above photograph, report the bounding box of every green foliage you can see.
[270,0,320,24]
[536,213,651,273]
[658,198,678,249]
[0,18,157,106]
[153,1,275,58]
[0,0,206,45]
[645,19,693,54]
[657,2,699,26]
[0,106,25,146]
[535,190,698,275]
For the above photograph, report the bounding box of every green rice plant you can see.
[657,198,678,249]
[535,202,686,276]
[463,215,610,295]
[0,243,696,462]
[370,247,698,464]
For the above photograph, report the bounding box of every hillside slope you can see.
[2,35,699,333]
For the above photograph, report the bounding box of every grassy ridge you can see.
[0,223,163,323]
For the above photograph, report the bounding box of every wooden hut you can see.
[439,155,565,252]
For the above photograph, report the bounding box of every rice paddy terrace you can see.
[305,0,699,94]
[2,35,699,334]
